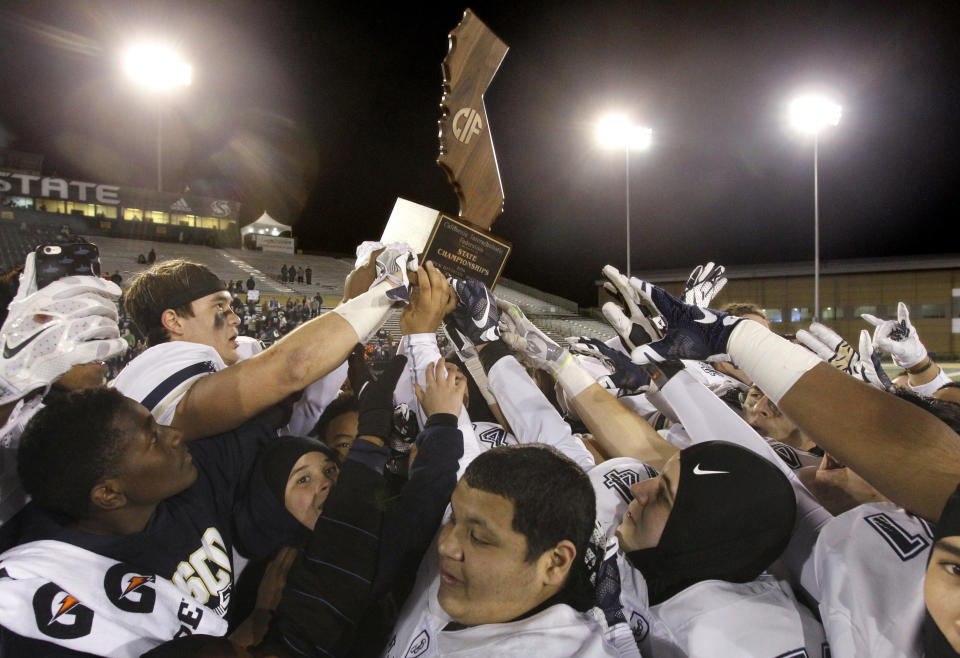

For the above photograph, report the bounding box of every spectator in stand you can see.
[246,275,256,290]
[147,248,156,264]
[305,266,312,285]
[280,264,288,283]
[121,326,137,351]
[110,270,122,285]
[297,266,304,284]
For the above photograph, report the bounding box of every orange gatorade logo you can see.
[33,582,94,640]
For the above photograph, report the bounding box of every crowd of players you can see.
[0,237,959,657]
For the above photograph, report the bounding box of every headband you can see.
[162,270,226,309]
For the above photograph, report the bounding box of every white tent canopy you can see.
[241,211,292,236]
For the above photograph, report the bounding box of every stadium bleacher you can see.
[1,227,614,344]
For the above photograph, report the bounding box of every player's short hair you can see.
[311,394,359,441]
[463,444,596,563]
[720,302,765,319]
[125,260,224,346]
[18,387,131,520]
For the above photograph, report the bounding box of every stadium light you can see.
[788,92,841,321]
[123,44,192,192]
[788,94,841,135]
[596,114,653,277]
[123,45,192,90]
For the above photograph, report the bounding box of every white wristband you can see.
[555,352,596,399]
[726,320,822,404]
[909,368,953,397]
[332,281,395,343]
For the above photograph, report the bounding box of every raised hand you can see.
[624,278,743,366]
[681,262,727,307]
[862,302,928,369]
[600,265,663,351]
[565,336,650,395]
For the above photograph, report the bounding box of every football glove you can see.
[372,242,418,304]
[862,302,928,369]
[796,322,892,390]
[625,279,744,365]
[600,265,663,351]
[498,301,567,373]
[0,267,126,404]
[681,262,727,307]
[565,336,651,395]
[447,278,501,346]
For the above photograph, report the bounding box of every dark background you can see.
[1,1,958,305]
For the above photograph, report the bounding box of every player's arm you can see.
[775,360,960,521]
[172,251,414,440]
[498,300,673,470]
[627,277,960,521]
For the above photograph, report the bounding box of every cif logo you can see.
[452,107,483,144]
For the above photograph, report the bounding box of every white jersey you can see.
[595,537,826,658]
[810,502,931,657]
[385,540,619,658]
[647,575,827,657]
[112,341,226,425]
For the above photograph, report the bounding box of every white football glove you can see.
[862,302,928,369]
[796,322,891,390]
[600,265,663,351]
[372,242,419,304]
[498,301,568,373]
[681,262,727,307]
[0,271,127,404]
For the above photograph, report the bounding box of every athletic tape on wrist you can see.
[726,320,821,404]
[555,352,596,399]
[332,281,395,343]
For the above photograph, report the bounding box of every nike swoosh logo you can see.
[472,300,491,328]
[694,309,718,324]
[2,325,54,359]
[693,464,729,475]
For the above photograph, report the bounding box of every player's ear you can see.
[90,478,127,512]
[161,308,185,337]
[541,539,576,587]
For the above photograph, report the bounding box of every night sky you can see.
[1,1,958,305]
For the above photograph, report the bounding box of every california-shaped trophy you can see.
[381,9,511,289]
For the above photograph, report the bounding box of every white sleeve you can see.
[488,354,596,472]
[656,368,833,598]
[402,333,481,479]
[112,342,226,426]
[283,360,348,437]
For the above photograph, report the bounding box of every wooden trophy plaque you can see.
[381,8,511,289]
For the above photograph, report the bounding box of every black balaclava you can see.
[924,482,960,656]
[626,440,796,605]
[260,435,335,505]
